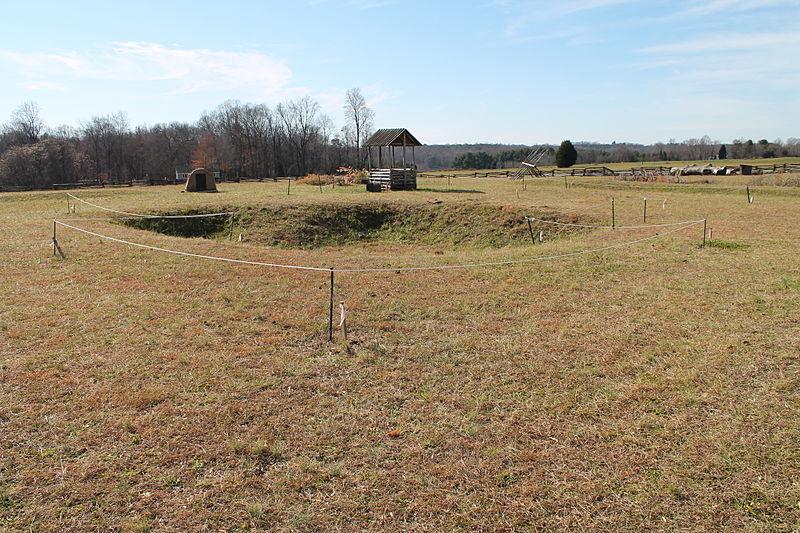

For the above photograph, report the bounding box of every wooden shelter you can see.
[364,128,422,192]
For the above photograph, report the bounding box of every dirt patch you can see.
[121,203,589,248]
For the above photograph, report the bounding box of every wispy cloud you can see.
[635,24,800,122]
[0,42,292,97]
[24,81,66,91]
[306,0,396,9]
[497,0,635,42]
[674,0,799,17]
[641,32,800,54]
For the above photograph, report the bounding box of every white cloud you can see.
[675,0,799,17]
[641,32,800,54]
[305,0,396,9]
[24,81,66,91]
[1,42,292,97]
[548,0,633,16]
[499,0,634,42]
[633,25,800,135]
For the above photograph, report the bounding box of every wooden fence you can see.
[3,163,800,193]
[419,163,800,181]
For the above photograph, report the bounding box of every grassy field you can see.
[1,174,799,531]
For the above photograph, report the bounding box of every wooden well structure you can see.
[364,128,422,192]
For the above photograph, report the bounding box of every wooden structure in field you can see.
[511,147,547,180]
[364,128,422,192]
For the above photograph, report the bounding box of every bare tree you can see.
[318,114,335,171]
[277,97,320,175]
[80,112,130,180]
[9,101,46,144]
[343,88,374,165]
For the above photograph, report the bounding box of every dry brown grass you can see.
[1,176,798,531]
[295,173,337,186]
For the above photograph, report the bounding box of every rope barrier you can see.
[66,193,234,219]
[53,218,701,274]
[334,222,701,272]
[57,216,234,223]
[525,216,705,230]
[54,220,328,272]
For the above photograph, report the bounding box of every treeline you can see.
[452,148,538,170]
[576,136,799,163]
[423,136,800,170]
[2,98,799,187]
[0,93,373,188]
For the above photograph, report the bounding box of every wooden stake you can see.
[339,301,347,339]
[702,219,707,247]
[52,221,65,259]
[228,213,235,241]
[66,198,70,214]
[611,197,616,229]
[643,197,648,223]
[319,174,323,193]
[287,178,291,195]
[526,218,536,244]
[328,268,334,342]
[564,175,568,189]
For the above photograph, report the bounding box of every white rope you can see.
[525,216,705,230]
[335,221,702,273]
[54,221,328,272]
[66,193,234,219]
[61,216,231,223]
[54,219,701,274]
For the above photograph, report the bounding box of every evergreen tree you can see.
[718,145,727,160]
[555,140,578,168]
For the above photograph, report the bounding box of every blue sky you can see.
[0,0,798,144]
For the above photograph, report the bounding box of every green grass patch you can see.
[119,210,232,237]
[778,277,800,290]
[121,202,586,249]
[706,239,748,250]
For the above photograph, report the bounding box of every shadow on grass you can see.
[416,187,486,194]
